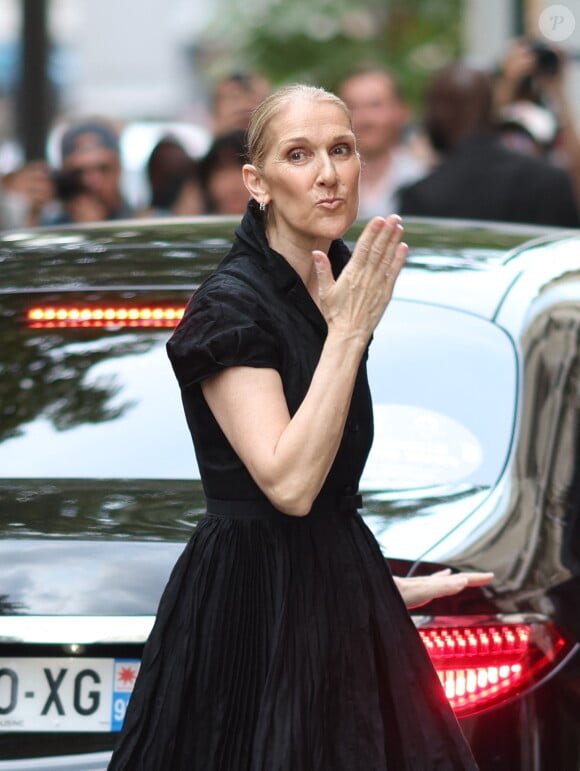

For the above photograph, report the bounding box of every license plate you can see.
[0,657,140,732]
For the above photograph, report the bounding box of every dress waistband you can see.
[205,493,363,519]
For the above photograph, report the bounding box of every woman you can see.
[200,129,252,214]
[109,84,491,770]
[137,137,205,218]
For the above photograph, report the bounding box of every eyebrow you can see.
[277,132,355,148]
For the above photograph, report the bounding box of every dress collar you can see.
[235,199,351,292]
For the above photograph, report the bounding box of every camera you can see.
[529,41,561,76]
[52,169,88,201]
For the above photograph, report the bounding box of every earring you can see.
[259,201,266,212]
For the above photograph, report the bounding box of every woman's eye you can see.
[333,144,352,156]
[288,149,307,162]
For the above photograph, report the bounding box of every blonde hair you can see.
[246,84,352,170]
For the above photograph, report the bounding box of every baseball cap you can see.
[60,120,120,160]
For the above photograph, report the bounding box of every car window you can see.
[363,300,517,493]
[0,292,197,480]
[0,294,517,491]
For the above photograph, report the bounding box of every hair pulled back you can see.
[246,84,352,170]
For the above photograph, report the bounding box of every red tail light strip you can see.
[26,306,185,329]
[418,622,568,718]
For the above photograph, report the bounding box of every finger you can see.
[347,216,389,272]
[343,216,405,300]
[419,575,468,602]
[368,215,403,269]
[385,241,408,281]
[312,249,335,300]
[459,572,494,587]
[349,215,403,277]
[430,568,452,577]
[379,218,406,271]
[444,576,469,596]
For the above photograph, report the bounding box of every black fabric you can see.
[108,202,478,770]
[205,493,363,517]
[399,132,580,228]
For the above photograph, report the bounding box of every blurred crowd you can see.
[2,38,580,231]
[0,70,269,230]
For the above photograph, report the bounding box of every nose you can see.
[316,152,338,186]
[78,169,101,191]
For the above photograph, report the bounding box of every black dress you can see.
[108,202,478,771]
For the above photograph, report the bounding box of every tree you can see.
[203,0,463,109]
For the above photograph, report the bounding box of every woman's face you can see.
[207,163,250,215]
[259,97,360,254]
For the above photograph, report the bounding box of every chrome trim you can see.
[411,612,550,628]
[0,616,154,645]
[0,752,111,771]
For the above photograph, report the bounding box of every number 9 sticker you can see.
[111,660,140,732]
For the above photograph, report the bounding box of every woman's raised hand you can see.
[313,214,407,344]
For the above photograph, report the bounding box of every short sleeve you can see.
[166,276,281,390]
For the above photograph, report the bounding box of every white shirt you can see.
[358,146,427,219]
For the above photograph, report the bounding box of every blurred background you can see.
[1,0,580,211]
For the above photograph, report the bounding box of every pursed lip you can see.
[316,197,344,209]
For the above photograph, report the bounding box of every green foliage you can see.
[204,0,464,111]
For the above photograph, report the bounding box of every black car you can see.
[0,216,579,770]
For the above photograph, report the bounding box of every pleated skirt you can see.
[107,509,478,771]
